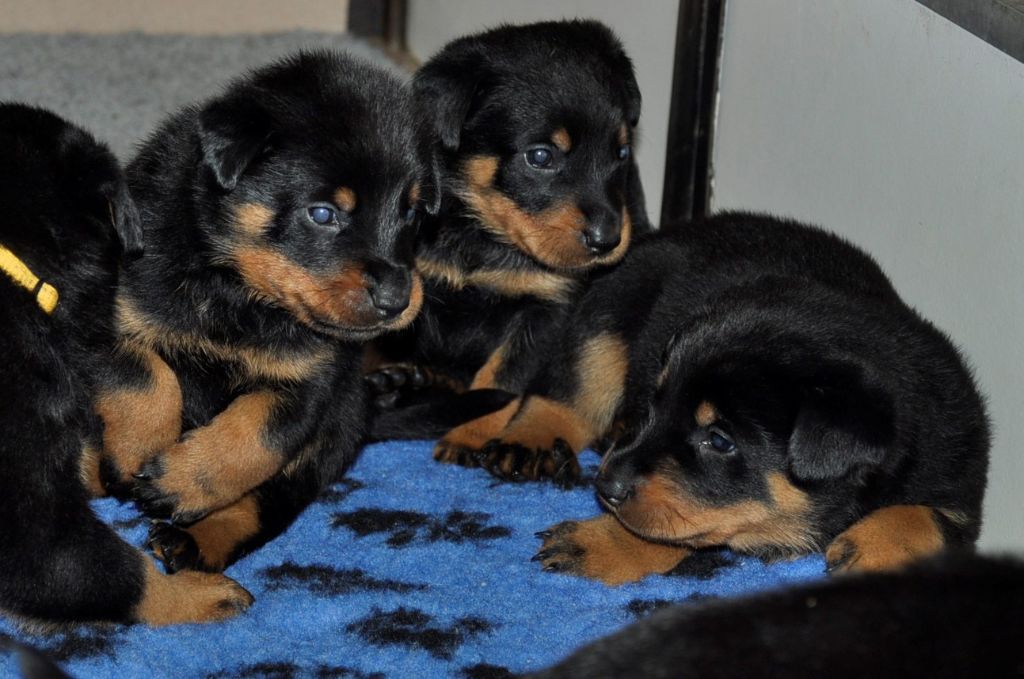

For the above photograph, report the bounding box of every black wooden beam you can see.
[659,0,726,227]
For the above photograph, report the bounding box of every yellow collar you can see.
[0,244,59,314]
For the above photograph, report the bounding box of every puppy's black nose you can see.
[365,263,411,320]
[583,220,621,255]
[595,474,634,507]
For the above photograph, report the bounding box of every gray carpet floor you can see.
[0,31,404,159]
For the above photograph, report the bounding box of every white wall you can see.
[712,0,1024,550]
[406,0,679,221]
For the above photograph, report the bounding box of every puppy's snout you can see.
[582,209,622,255]
[596,472,634,508]
[365,262,411,320]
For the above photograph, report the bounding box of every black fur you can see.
[369,20,651,456]
[0,104,150,625]
[95,51,437,572]
[526,554,1024,679]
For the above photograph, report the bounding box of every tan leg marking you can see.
[433,398,521,464]
[826,505,946,574]
[95,346,183,479]
[537,514,691,585]
[498,332,629,453]
[134,559,253,626]
[150,391,282,517]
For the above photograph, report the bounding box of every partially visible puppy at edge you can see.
[0,104,252,628]
[526,553,1024,679]
[367,20,652,481]
[498,212,990,582]
[89,51,439,576]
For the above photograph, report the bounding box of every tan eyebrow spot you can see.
[618,124,629,146]
[551,127,572,153]
[234,203,274,236]
[408,182,421,205]
[695,401,718,427]
[333,187,357,213]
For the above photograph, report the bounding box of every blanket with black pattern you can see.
[0,441,824,678]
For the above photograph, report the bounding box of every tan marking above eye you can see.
[333,186,357,213]
[234,203,274,237]
[618,124,629,146]
[551,127,572,153]
[408,182,421,206]
[695,401,718,427]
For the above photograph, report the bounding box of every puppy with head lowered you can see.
[367,20,651,477]
[497,213,989,581]
[0,103,251,627]
[92,51,438,574]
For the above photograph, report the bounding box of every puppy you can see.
[0,103,252,626]
[367,20,651,476]
[92,51,438,573]
[527,554,1024,678]
[483,212,988,579]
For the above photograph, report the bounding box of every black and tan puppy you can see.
[368,20,651,475]
[0,103,252,626]
[481,213,988,579]
[92,51,438,573]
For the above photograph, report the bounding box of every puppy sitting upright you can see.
[511,213,989,581]
[93,51,437,573]
[369,20,651,479]
[0,104,252,626]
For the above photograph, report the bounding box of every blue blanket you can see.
[0,441,825,678]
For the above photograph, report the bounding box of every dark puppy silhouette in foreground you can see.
[499,213,988,579]
[0,104,251,627]
[368,20,652,479]
[527,554,1024,679]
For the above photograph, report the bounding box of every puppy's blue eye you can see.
[308,206,337,225]
[525,146,554,169]
[708,429,735,453]
[618,144,631,160]
[404,207,418,224]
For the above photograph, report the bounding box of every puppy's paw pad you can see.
[533,521,587,575]
[479,438,580,486]
[433,440,483,467]
[148,522,203,573]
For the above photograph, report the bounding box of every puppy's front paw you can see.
[534,515,690,585]
[365,363,431,408]
[478,438,580,487]
[433,438,483,468]
[131,454,213,525]
[825,505,946,574]
[148,521,206,573]
[533,521,588,574]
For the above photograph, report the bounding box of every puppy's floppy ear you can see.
[198,94,273,191]
[787,371,895,482]
[98,173,143,258]
[413,41,489,152]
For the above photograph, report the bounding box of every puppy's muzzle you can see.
[365,261,412,320]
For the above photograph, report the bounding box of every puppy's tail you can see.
[368,388,516,441]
